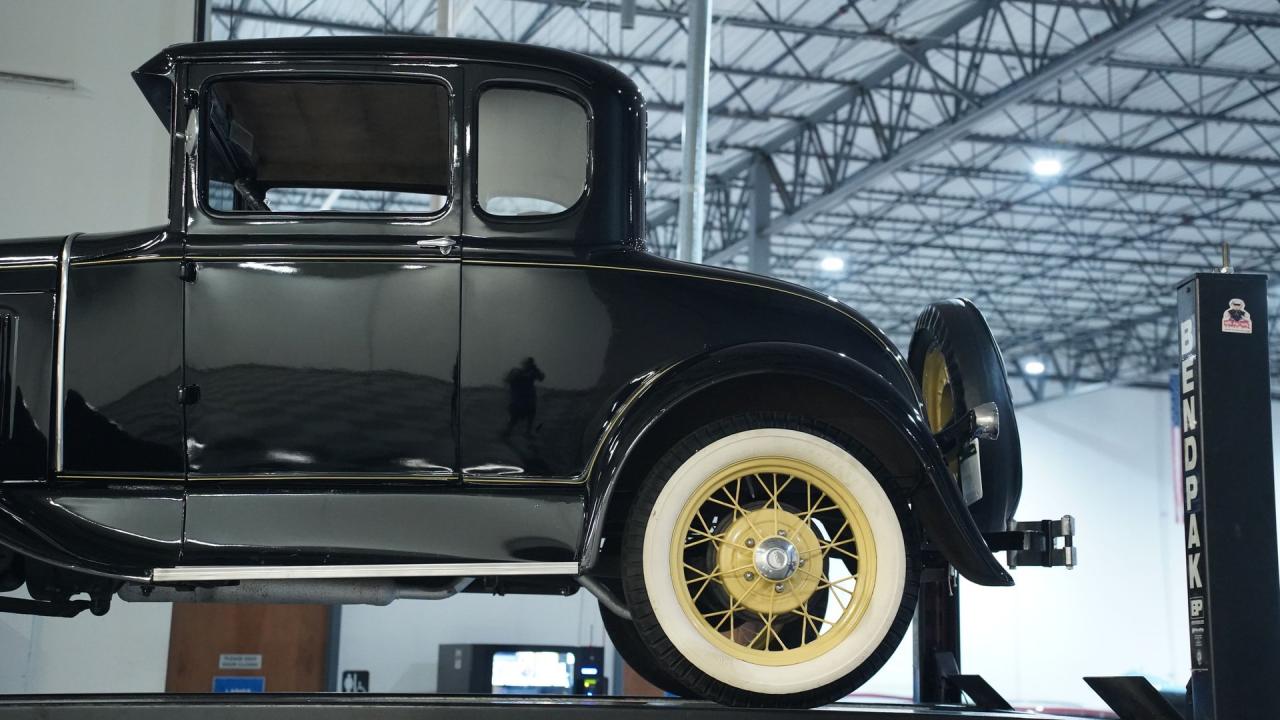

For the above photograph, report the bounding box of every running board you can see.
[150,561,579,583]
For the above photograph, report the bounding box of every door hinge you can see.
[179,261,198,283]
[177,384,201,406]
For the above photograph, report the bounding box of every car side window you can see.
[476,86,588,217]
[202,78,451,215]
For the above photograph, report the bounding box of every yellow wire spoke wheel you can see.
[671,458,877,666]
[633,422,912,700]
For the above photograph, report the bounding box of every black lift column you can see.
[1176,272,1280,720]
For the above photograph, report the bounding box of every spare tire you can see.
[908,299,1021,534]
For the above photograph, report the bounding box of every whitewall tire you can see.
[620,413,919,708]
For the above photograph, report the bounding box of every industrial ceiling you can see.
[206,0,1280,403]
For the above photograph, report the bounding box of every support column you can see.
[913,567,962,704]
[748,156,772,276]
[675,0,711,264]
[436,0,453,37]
[193,0,210,41]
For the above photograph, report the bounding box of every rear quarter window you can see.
[476,87,589,218]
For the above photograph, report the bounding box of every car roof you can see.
[140,36,633,89]
[134,36,641,131]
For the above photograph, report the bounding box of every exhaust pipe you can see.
[118,577,473,606]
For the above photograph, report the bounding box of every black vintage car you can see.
[0,37,1040,707]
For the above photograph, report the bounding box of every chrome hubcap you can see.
[753,536,799,581]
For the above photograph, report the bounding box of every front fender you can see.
[579,342,1012,587]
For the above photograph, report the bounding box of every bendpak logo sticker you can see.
[1221,298,1253,334]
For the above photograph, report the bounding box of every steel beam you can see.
[761,0,1201,236]
[650,0,1002,230]
[964,134,1280,169]
[1106,57,1280,83]
[1025,98,1280,129]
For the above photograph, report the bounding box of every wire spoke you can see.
[686,527,754,553]
[791,605,827,634]
[684,562,751,583]
[704,496,742,513]
[692,509,714,535]
[708,576,760,632]
[684,534,715,549]
[816,532,860,561]
[814,573,858,589]
[765,612,786,650]
[800,501,840,523]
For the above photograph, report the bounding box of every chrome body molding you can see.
[52,232,77,473]
[150,561,580,583]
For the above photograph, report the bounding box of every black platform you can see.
[0,695,1086,719]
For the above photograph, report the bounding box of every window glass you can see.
[476,87,588,217]
[203,78,450,214]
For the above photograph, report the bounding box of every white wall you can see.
[0,0,191,238]
[959,388,1280,711]
[337,588,616,693]
[0,589,173,694]
[0,0,193,695]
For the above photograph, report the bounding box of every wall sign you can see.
[213,676,266,693]
[218,653,263,670]
[341,670,370,693]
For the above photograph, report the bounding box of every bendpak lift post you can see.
[1176,271,1280,720]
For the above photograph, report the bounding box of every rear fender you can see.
[580,342,1013,587]
[0,486,156,582]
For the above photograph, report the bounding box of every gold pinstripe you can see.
[57,474,184,482]
[186,256,455,263]
[463,475,583,486]
[463,258,886,346]
[57,473,452,482]
[71,256,176,267]
[186,473,453,482]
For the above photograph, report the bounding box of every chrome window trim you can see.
[52,232,78,473]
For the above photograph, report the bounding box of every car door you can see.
[180,64,462,490]
[458,64,617,483]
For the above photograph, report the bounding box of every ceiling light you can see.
[1031,157,1063,177]
[1202,6,1229,20]
[819,256,845,272]
[1022,359,1047,376]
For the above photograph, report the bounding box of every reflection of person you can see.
[503,357,545,438]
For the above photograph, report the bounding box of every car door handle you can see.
[416,238,456,255]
